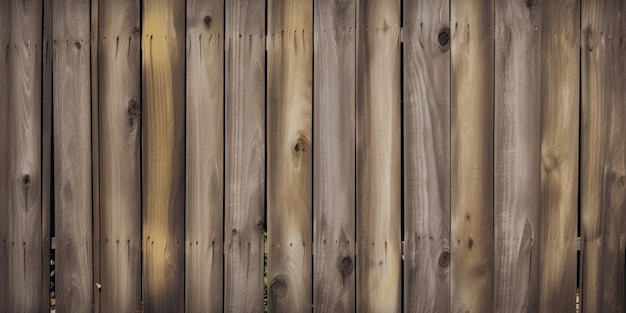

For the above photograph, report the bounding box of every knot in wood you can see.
[204,16,212,27]
[438,251,450,268]
[437,27,450,49]
[340,256,353,275]
[22,174,31,190]
[270,276,288,299]
[74,41,81,49]
[128,99,140,125]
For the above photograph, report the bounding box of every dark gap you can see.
[263,1,269,309]
[399,38,406,313]
[182,0,188,311]
[577,1,583,295]
[310,0,315,310]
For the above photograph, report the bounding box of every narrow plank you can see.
[142,0,186,311]
[91,0,100,311]
[539,0,580,311]
[98,0,141,312]
[185,0,224,311]
[224,0,266,311]
[450,0,494,312]
[52,0,93,311]
[581,1,626,311]
[402,0,450,311]
[267,0,313,311]
[356,1,401,312]
[313,0,356,311]
[494,0,541,311]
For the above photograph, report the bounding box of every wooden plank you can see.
[42,0,53,310]
[142,0,186,311]
[98,0,141,312]
[450,0,494,312]
[313,0,356,311]
[266,0,313,311]
[539,1,580,311]
[0,1,11,309]
[581,0,626,311]
[224,0,266,311]
[185,0,224,311]
[356,1,401,312]
[52,0,93,311]
[91,0,100,311]
[402,0,450,311]
[494,0,541,311]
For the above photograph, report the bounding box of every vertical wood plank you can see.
[91,0,100,310]
[450,0,494,312]
[224,0,266,311]
[142,0,186,311]
[185,0,224,311]
[494,0,541,311]
[0,2,9,306]
[42,0,53,309]
[267,0,313,311]
[540,0,580,311]
[356,1,401,312]
[313,0,356,311]
[402,0,450,311]
[52,0,93,311]
[581,0,626,311]
[98,0,142,311]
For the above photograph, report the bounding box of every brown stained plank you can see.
[224,0,266,312]
[91,0,100,311]
[402,0,450,311]
[0,2,8,307]
[539,1,580,311]
[313,0,356,312]
[581,1,626,311]
[267,0,313,311]
[450,0,494,312]
[52,0,93,311]
[494,0,541,312]
[356,1,401,312]
[142,0,185,311]
[185,0,224,312]
[98,1,141,312]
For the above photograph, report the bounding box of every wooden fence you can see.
[0,0,624,312]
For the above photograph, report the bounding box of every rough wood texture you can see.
[52,0,93,311]
[91,1,100,311]
[185,1,224,312]
[402,0,450,311]
[450,0,494,312]
[356,1,401,312]
[539,1,580,311]
[313,0,356,312]
[581,1,626,312]
[98,0,141,311]
[0,3,9,307]
[494,1,541,312]
[142,1,185,311]
[224,0,266,312]
[267,0,313,311]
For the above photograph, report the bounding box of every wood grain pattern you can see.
[91,0,100,310]
[267,0,313,311]
[581,1,626,311]
[42,0,53,310]
[450,0,494,312]
[52,0,93,311]
[402,0,450,311]
[98,0,141,311]
[142,0,185,311]
[224,0,266,312]
[356,1,401,312]
[539,1,580,311]
[313,0,356,311]
[0,2,9,306]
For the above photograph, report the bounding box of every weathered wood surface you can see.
[0,2,9,306]
[267,0,313,311]
[185,1,224,312]
[91,0,100,311]
[313,0,356,312]
[450,0,494,312]
[52,0,93,311]
[581,0,626,312]
[98,0,141,311]
[356,1,401,312]
[224,0,266,312]
[142,0,186,311]
[540,1,580,311]
[494,1,541,312]
[402,0,450,311]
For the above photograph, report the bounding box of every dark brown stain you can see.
[21,174,31,190]
[74,41,81,49]
[204,16,211,28]
[468,238,474,249]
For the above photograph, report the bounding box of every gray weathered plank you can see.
[42,0,53,310]
[0,2,9,307]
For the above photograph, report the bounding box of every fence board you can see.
[402,0,450,311]
[52,0,93,311]
[356,1,401,312]
[142,0,186,311]
[0,2,11,310]
[581,0,626,311]
[494,1,541,312]
[91,1,100,311]
[450,0,494,312]
[540,1,580,311]
[224,0,266,311]
[313,0,356,312]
